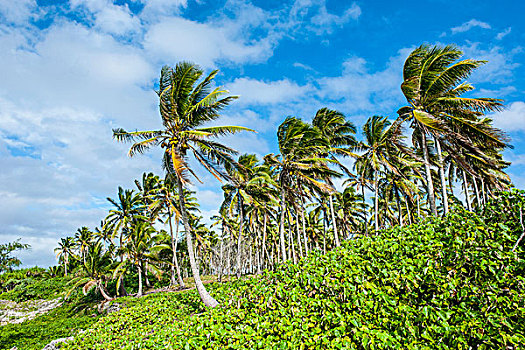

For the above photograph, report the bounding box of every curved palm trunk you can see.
[434,137,449,215]
[329,194,340,247]
[176,176,218,308]
[278,187,288,262]
[236,194,244,279]
[98,282,113,301]
[64,256,68,277]
[421,131,438,216]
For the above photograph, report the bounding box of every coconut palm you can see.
[264,117,339,262]
[354,116,409,232]
[113,221,169,297]
[75,227,93,266]
[112,62,253,308]
[66,241,113,301]
[54,237,75,276]
[398,44,506,216]
[312,107,357,247]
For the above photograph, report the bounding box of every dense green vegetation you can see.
[62,190,524,349]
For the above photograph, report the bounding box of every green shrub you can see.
[0,303,101,350]
[58,190,525,349]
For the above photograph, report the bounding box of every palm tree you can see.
[312,107,357,247]
[265,117,338,262]
[355,116,408,232]
[112,62,253,308]
[75,227,93,266]
[54,237,75,277]
[67,241,113,301]
[113,220,168,297]
[105,187,143,252]
[398,44,506,216]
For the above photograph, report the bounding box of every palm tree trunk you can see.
[404,195,412,225]
[374,169,379,232]
[421,131,438,216]
[286,209,297,264]
[361,184,368,236]
[137,263,143,297]
[473,176,481,209]
[168,209,185,288]
[64,256,68,277]
[295,212,303,258]
[236,195,244,279]
[98,282,113,301]
[462,169,472,211]
[279,187,288,262]
[218,225,224,282]
[262,213,268,271]
[322,209,327,254]
[434,137,449,215]
[481,177,487,206]
[175,175,218,308]
[329,194,340,247]
[301,202,308,256]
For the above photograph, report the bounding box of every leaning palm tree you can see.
[66,241,114,301]
[112,62,253,308]
[398,44,507,216]
[312,108,357,247]
[265,117,339,262]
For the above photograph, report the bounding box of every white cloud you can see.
[496,27,512,40]
[461,43,521,85]
[451,19,491,34]
[317,48,411,115]
[0,0,38,25]
[144,17,274,67]
[492,101,525,132]
[228,78,312,105]
[289,0,361,35]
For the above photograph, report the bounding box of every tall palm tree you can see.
[112,62,253,308]
[265,117,338,262]
[54,237,75,277]
[355,116,408,232]
[312,107,357,247]
[398,44,506,216]
[75,227,93,266]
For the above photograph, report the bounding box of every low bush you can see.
[0,302,101,350]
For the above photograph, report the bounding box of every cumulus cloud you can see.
[316,48,411,116]
[451,19,491,34]
[492,101,525,132]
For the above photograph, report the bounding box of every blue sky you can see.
[0,0,524,267]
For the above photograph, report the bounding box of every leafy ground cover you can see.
[62,191,525,349]
[0,302,101,350]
